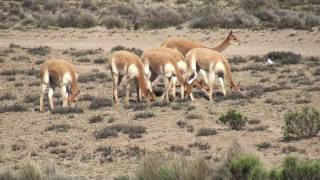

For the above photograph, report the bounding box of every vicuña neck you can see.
[211,38,230,52]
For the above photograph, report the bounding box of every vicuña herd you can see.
[39,31,241,111]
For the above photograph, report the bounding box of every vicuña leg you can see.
[171,76,177,99]
[40,83,47,112]
[112,74,119,106]
[61,85,68,107]
[48,88,54,110]
[125,77,131,106]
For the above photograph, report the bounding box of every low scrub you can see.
[0,103,27,113]
[283,107,320,140]
[51,106,84,114]
[89,97,113,109]
[141,4,183,29]
[0,92,16,101]
[196,128,217,136]
[111,45,143,57]
[78,72,111,83]
[26,46,50,56]
[0,163,84,180]
[88,115,104,123]
[23,94,39,104]
[46,124,71,132]
[134,111,155,120]
[218,109,247,130]
[134,154,212,180]
[264,51,301,65]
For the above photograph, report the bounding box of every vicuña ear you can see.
[229,31,233,35]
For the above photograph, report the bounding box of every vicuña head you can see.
[39,59,80,112]
[226,31,241,46]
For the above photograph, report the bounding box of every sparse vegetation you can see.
[0,103,27,113]
[219,109,247,130]
[94,127,118,139]
[111,45,143,57]
[46,124,71,132]
[0,92,16,101]
[264,51,301,65]
[89,115,104,123]
[196,128,217,136]
[0,163,84,180]
[284,107,320,140]
[134,154,211,180]
[89,97,113,109]
[51,107,84,114]
[134,111,155,120]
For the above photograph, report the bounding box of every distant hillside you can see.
[0,0,320,30]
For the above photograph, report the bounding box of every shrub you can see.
[283,107,320,140]
[230,154,268,180]
[190,8,258,29]
[11,56,30,62]
[23,94,38,104]
[134,111,155,119]
[94,127,118,139]
[27,46,50,56]
[77,57,91,63]
[0,92,16,101]
[256,142,272,151]
[101,15,124,29]
[44,0,66,12]
[134,154,212,180]
[313,68,320,76]
[89,97,113,109]
[79,93,95,101]
[272,156,320,180]
[0,103,27,113]
[77,12,97,28]
[0,162,83,180]
[186,113,202,120]
[46,124,71,132]
[89,115,104,123]
[264,51,301,65]
[57,8,78,28]
[278,15,304,29]
[35,59,44,65]
[78,72,110,83]
[141,4,183,29]
[218,109,247,130]
[196,128,217,136]
[51,106,84,114]
[93,57,107,64]
[188,141,211,150]
[81,0,95,10]
[110,45,143,57]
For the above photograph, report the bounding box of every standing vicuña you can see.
[141,50,192,101]
[110,51,156,106]
[40,59,80,112]
[161,31,240,56]
[186,48,240,101]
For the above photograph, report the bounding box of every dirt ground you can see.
[0,27,319,179]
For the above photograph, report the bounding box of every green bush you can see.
[230,155,268,180]
[218,109,247,130]
[134,154,211,180]
[283,107,320,140]
[269,156,320,180]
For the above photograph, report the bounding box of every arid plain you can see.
[0,27,320,179]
